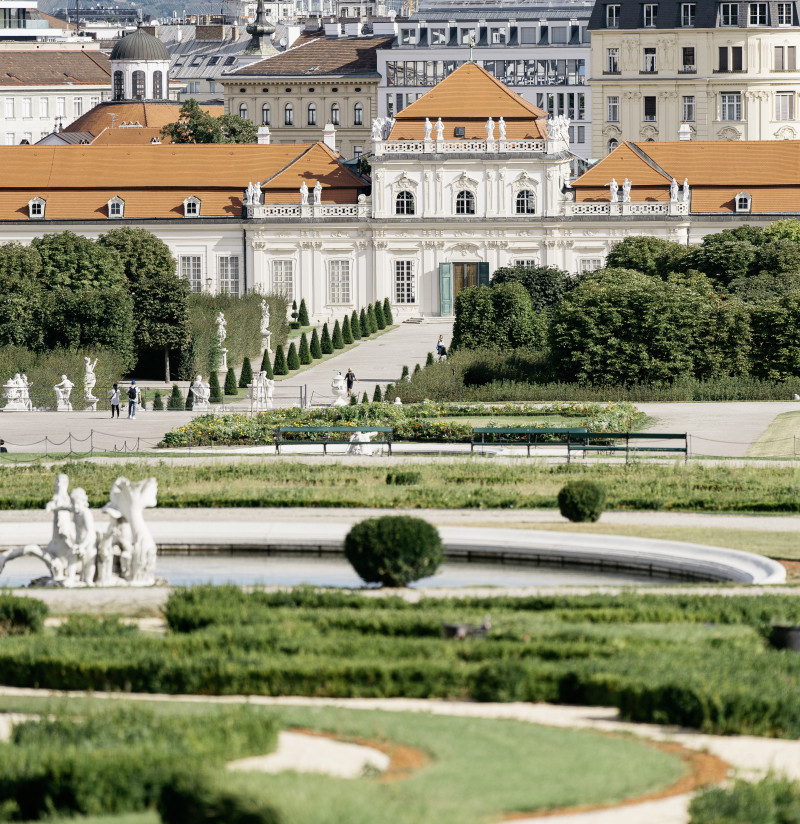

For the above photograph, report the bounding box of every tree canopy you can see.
[490,265,575,313]
[160,99,258,144]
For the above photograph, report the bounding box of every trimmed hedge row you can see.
[0,595,47,636]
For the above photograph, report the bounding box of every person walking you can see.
[436,335,446,361]
[109,384,120,418]
[0,439,7,453]
[126,380,138,419]
[345,368,358,397]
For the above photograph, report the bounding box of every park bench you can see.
[274,425,393,456]
[567,431,688,462]
[471,427,588,457]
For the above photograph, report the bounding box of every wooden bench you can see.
[471,427,589,457]
[274,425,393,455]
[567,431,688,462]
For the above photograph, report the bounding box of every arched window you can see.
[239,103,248,120]
[515,190,536,214]
[152,70,163,99]
[113,70,123,100]
[331,103,340,125]
[455,190,475,215]
[262,103,270,125]
[183,196,201,217]
[354,102,363,126]
[28,197,45,219]
[108,196,125,219]
[307,103,317,125]
[608,138,619,153]
[132,70,145,101]
[285,103,293,125]
[395,191,415,215]
[735,191,752,213]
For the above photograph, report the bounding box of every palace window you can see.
[515,259,539,268]
[643,3,658,26]
[180,255,202,293]
[721,92,742,120]
[108,197,124,218]
[735,191,752,212]
[132,70,145,101]
[307,103,316,126]
[218,256,240,295]
[262,104,270,125]
[643,47,657,72]
[328,260,351,304]
[331,103,340,125]
[394,260,415,303]
[113,71,123,100]
[40,97,48,117]
[776,91,795,120]
[608,138,619,153]
[682,47,696,71]
[153,71,163,99]
[720,3,739,25]
[430,27,447,43]
[395,191,415,215]
[285,103,293,125]
[718,46,743,71]
[607,95,620,121]
[606,4,620,26]
[775,46,796,70]
[239,103,248,120]
[580,259,604,273]
[183,196,200,217]
[778,2,793,23]
[354,102,363,125]
[749,2,767,24]
[271,260,294,300]
[682,95,696,121]
[28,197,45,219]
[606,48,619,73]
[644,95,657,120]
[455,190,476,215]
[515,190,536,214]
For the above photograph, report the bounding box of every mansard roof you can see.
[589,0,724,30]
[388,62,548,140]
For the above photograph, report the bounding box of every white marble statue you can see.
[260,299,271,336]
[300,181,309,205]
[313,180,322,204]
[682,178,690,202]
[216,311,227,344]
[498,117,506,140]
[608,178,619,203]
[394,397,402,405]
[622,178,632,203]
[435,117,444,140]
[191,374,210,411]
[485,116,495,140]
[670,178,679,202]
[3,373,32,412]
[254,181,262,204]
[347,430,379,456]
[83,357,98,398]
[424,117,432,140]
[371,118,383,141]
[248,371,274,411]
[0,474,159,587]
[331,371,348,406]
[54,375,74,411]
[382,117,395,139]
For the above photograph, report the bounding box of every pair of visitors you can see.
[436,335,447,361]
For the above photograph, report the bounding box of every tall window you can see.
[682,47,696,70]
[262,103,270,125]
[56,97,65,117]
[219,257,240,295]
[643,47,657,72]
[515,190,536,214]
[239,103,248,120]
[354,102,363,125]
[307,103,316,125]
[749,2,767,24]
[606,48,619,72]
[22,97,31,118]
[271,260,294,299]
[606,4,620,26]
[285,103,293,125]
[721,92,742,120]
[721,2,739,24]
[719,46,743,71]
[395,191,415,215]
[329,260,351,304]
[778,2,793,23]
[607,95,620,121]
[132,70,145,100]
[682,95,696,121]
[681,2,695,25]
[394,260,415,303]
[776,91,795,120]
[456,190,476,215]
[644,96,657,120]
[73,98,82,117]
[153,71,162,99]
[643,3,658,26]
[331,103,340,125]
[180,255,202,293]
[775,45,796,70]
[40,97,48,117]
[113,71,123,100]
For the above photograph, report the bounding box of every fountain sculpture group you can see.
[0,474,159,587]
[2,358,100,412]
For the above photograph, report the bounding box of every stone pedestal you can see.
[331,373,348,406]
[85,390,98,412]
[56,398,73,412]
[261,331,272,356]
[220,348,228,371]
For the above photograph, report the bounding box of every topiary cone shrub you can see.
[361,391,370,404]
[359,308,370,337]
[332,319,344,349]
[310,328,322,359]
[367,305,378,334]
[344,515,444,587]
[342,315,353,344]
[349,393,358,405]
[351,310,362,340]
[298,298,310,327]
[400,365,409,381]
[153,391,164,411]
[298,333,311,365]
[167,384,184,410]
[383,297,393,326]
[224,367,238,395]
[239,357,253,389]
[320,323,334,354]
[374,301,386,330]
[286,342,300,371]
[209,371,223,403]
[273,347,288,376]
[184,387,194,410]
[557,481,606,523]
[372,384,382,402]
[426,351,435,367]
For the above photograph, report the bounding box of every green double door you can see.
[438,262,490,316]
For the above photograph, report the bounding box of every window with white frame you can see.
[568,125,586,143]
[775,45,796,70]
[749,2,767,24]
[400,27,415,44]
[456,190,476,214]
[73,97,82,117]
[56,97,65,117]
[608,138,619,153]
[239,103,248,120]
[735,191,751,212]
[776,91,795,120]
[606,4,620,26]
[28,197,45,219]
[4,133,14,145]
[644,95,657,120]
[606,48,619,72]
[778,1,793,23]
[721,2,739,24]
[719,45,744,71]
[271,260,294,299]
[40,97,48,118]
[430,27,447,43]
[515,259,539,268]
[4,98,13,118]
[180,255,202,293]
[113,71,123,100]
[394,260,415,303]
[21,132,31,144]
[285,103,293,125]
[395,190,415,215]
[643,3,658,25]
[721,92,742,120]
[307,103,316,125]
[189,81,201,95]
[643,47,657,72]
[681,2,695,24]
[607,95,620,121]
[331,103,340,125]
[132,71,145,100]
[108,197,124,218]
[90,96,99,108]
[580,258,603,273]
[262,103,270,125]
[22,98,31,118]
[219,256,240,295]
[183,196,200,217]
[328,260,351,304]
[354,102,363,125]
[682,46,696,70]
[682,95,696,121]
[491,27,507,43]
[515,190,536,214]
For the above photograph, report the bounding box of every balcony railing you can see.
[564,200,690,216]
[375,137,548,157]
[248,200,371,219]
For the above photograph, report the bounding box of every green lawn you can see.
[747,411,800,458]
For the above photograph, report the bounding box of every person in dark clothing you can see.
[345,368,358,397]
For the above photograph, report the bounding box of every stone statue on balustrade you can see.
[622,178,632,203]
[54,375,74,411]
[608,178,619,203]
[216,312,227,345]
[0,473,160,587]
[670,178,679,202]
[682,178,690,202]
[485,116,495,140]
[300,181,309,205]
[435,117,444,140]
[313,180,322,204]
[424,117,432,140]
[191,375,211,412]
[371,118,383,141]
[498,117,506,140]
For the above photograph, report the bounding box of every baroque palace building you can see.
[588,0,800,156]
[0,61,798,320]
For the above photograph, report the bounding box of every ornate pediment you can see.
[391,171,418,193]
[451,171,479,194]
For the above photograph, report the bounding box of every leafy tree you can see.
[490,282,547,350]
[239,356,253,388]
[374,301,386,330]
[756,240,800,277]
[342,315,354,344]
[320,323,333,354]
[332,320,344,349]
[451,287,495,351]
[763,219,800,243]
[491,265,575,313]
[160,98,257,144]
[298,298,310,327]
[683,240,757,287]
[209,370,223,403]
[310,328,322,358]
[351,310,362,340]
[360,308,370,337]
[286,342,300,370]
[372,384,383,402]
[32,231,125,291]
[273,346,288,375]
[0,242,42,347]
[383,297,393,326]
[224,367,238,395]
[750,292,800,379]
[729,271,800,303]
[604,237,688,280]
[298,332,311,365]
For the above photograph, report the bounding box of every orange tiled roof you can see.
[65,101,224,134]
[0,143,365,220]
[90,126,171,145]
[388,63,548,141]
[0,49,109,86]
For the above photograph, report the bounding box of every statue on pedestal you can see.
[191,375,211,412]
[435,117,444,141]
[424,117,432,140]
[331,371,348,406]
[485,116,495,140]
[54,375,74,411]
[622,178,632,203]
[300,181,309,205]
[84,357,98,410]
[498,117,506,140]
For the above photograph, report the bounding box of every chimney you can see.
[678,122,692,141]
[258,125,271,144]
[322,122,336,151]
[344,21,360,35]
[324,20,342,36]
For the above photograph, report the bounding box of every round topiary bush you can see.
[557,481,606,523]
[344,515,444,587]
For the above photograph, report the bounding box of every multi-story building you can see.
[588,0,800,156]
[376,2,594,158]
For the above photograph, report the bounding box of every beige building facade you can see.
[588,0,800,156]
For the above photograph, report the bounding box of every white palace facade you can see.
[0,61,797,321]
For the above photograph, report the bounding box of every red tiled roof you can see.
[65,101,224,133]
[0,49,109,86]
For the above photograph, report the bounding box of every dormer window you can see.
[606,4,620,26]
[28,197,45,219]
[400,27,415,44]
[735,191,752,212]
[643,3,658,26]
[184,196,201,218]
[108,197,124,219]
